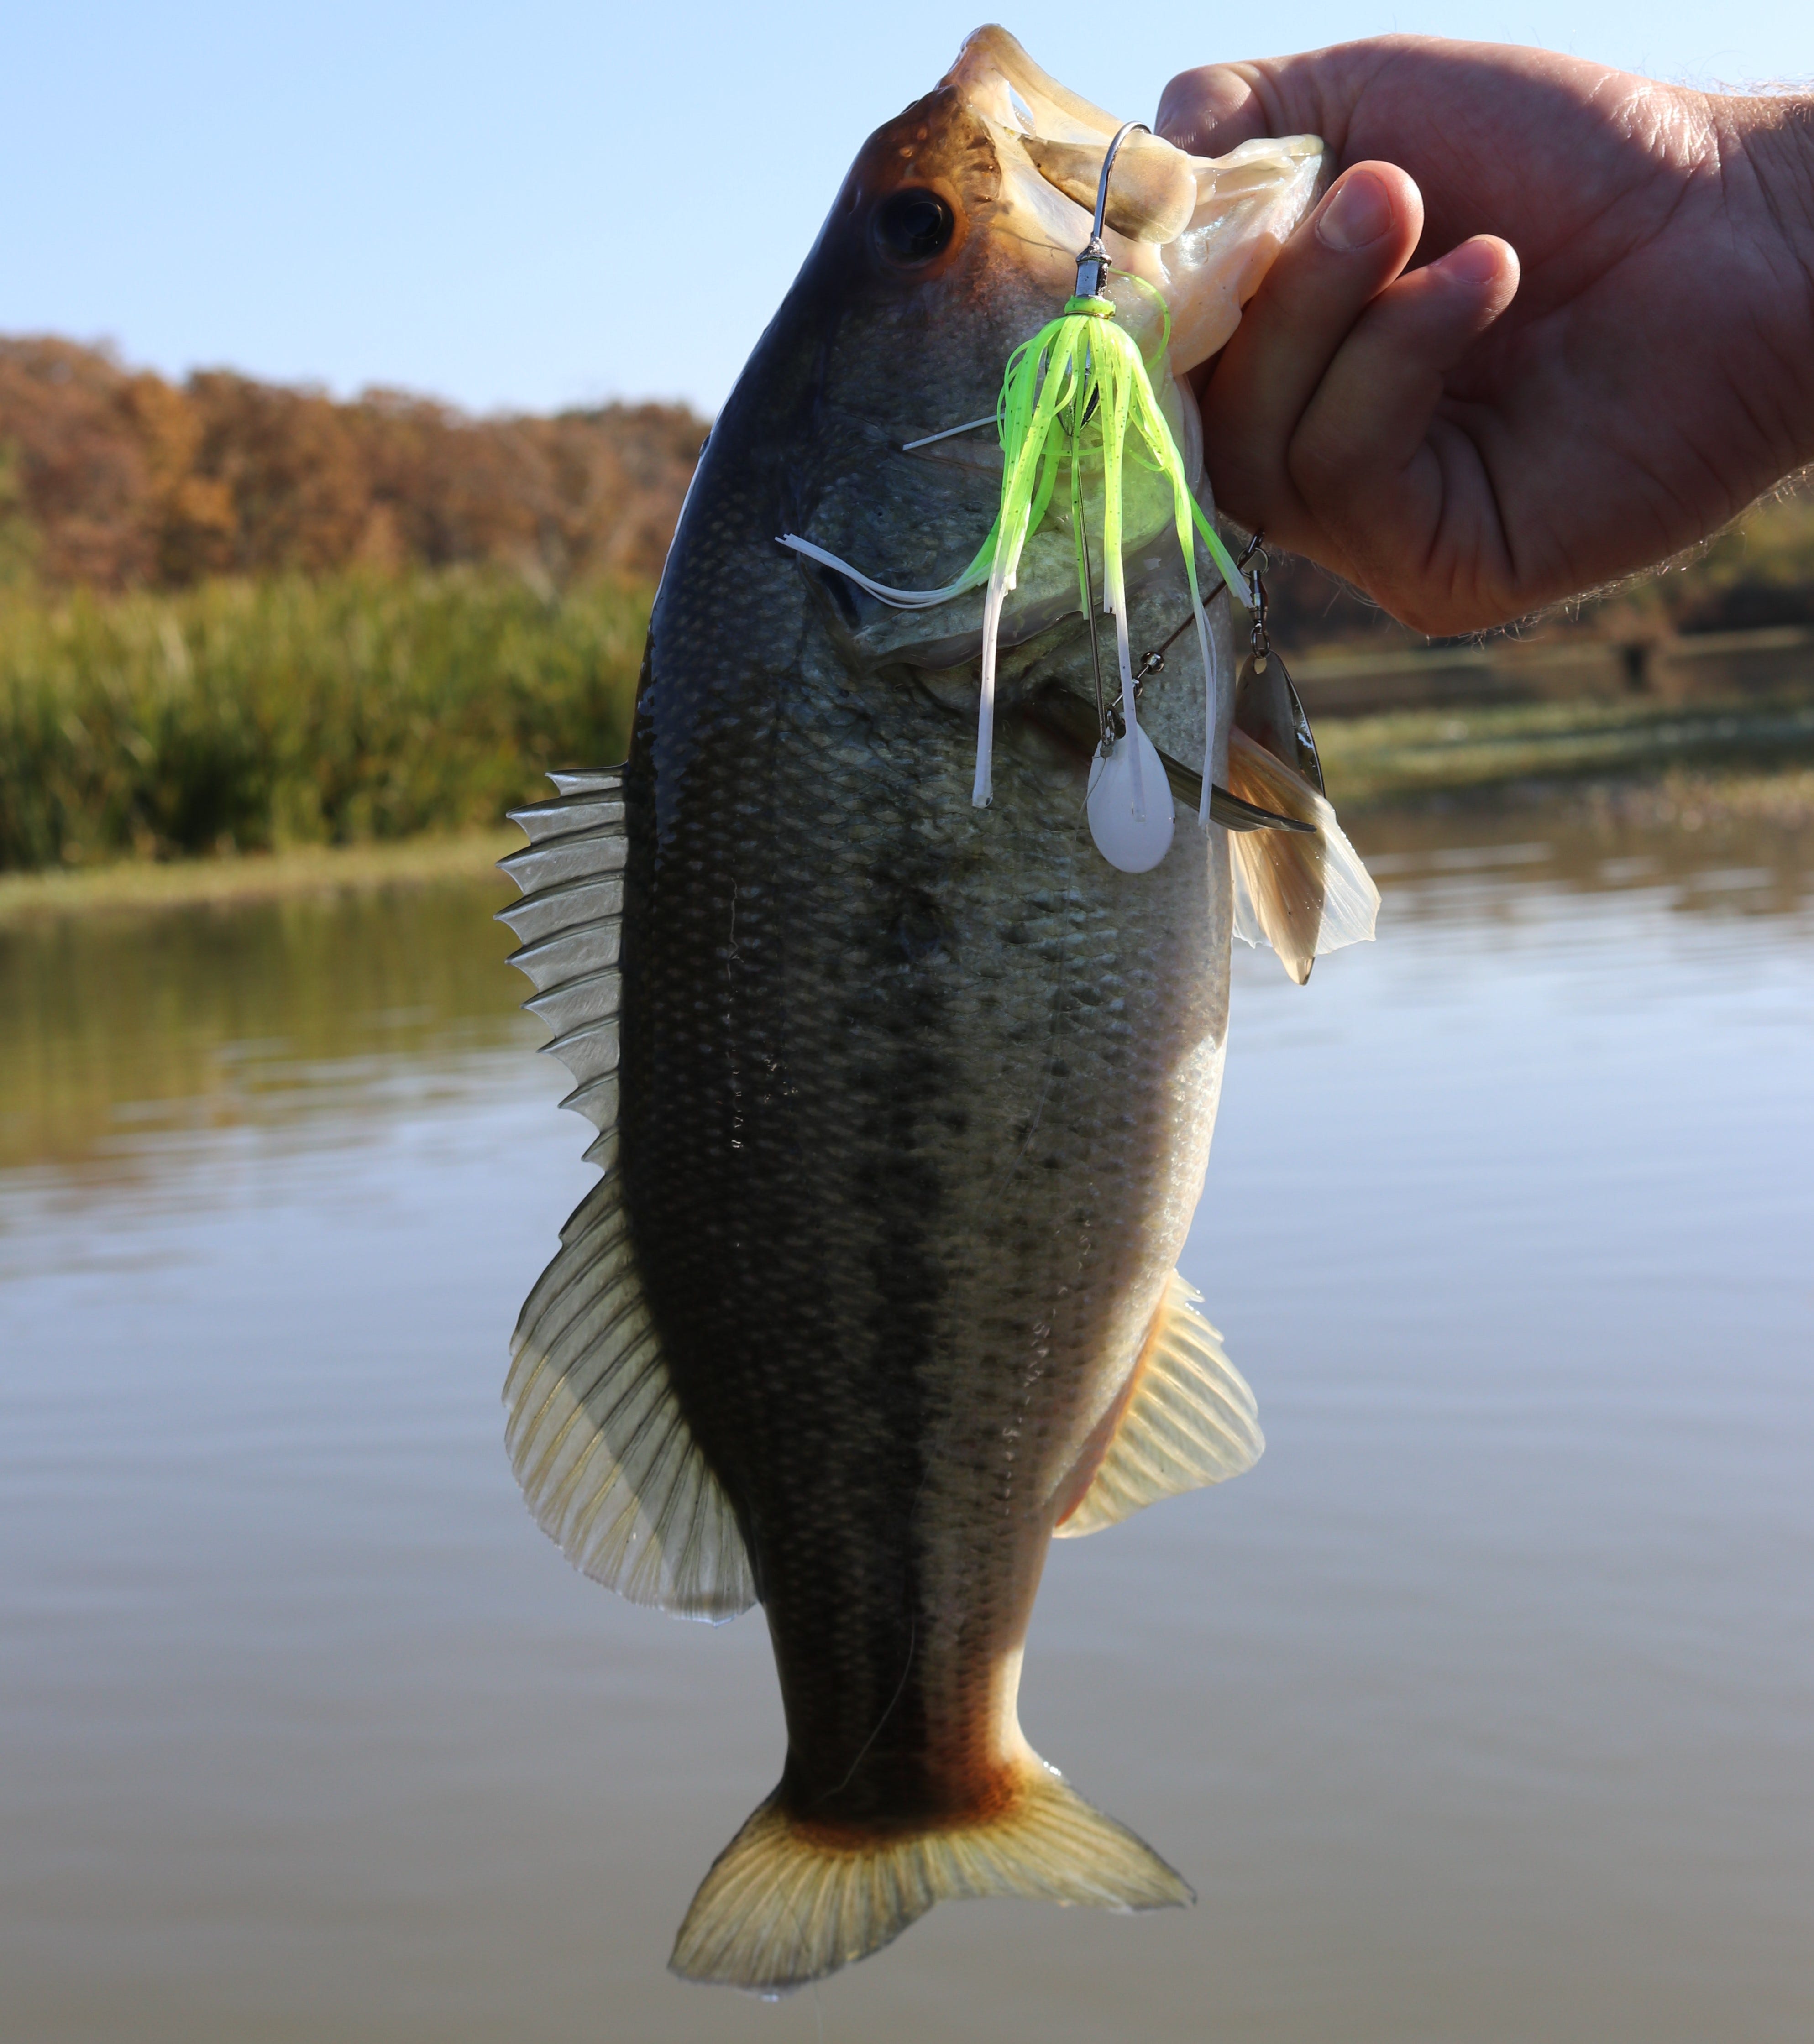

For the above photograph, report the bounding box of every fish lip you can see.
[791,544,1080,680]
[900,588,1084,676]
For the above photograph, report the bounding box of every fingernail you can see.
[1156,65,1252,150]
[1441,237,1504,285]
[1316,170,1393,252]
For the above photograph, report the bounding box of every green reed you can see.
[0,570,649,870]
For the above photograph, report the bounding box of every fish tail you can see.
[669,1765,1192,1992]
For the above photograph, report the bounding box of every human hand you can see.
[1157,39,1814,633]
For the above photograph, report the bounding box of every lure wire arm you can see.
[898,414,1000,452]
[1074,121,1148,300]
[1137,582,1226,685]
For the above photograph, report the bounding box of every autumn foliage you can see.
[0,335,704,591]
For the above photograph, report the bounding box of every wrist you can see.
[1721,92,1814,475]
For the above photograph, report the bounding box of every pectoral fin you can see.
[497,773,756,1621]
[1055,1273,1264,1540]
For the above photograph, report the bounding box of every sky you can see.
[3,0,1810,419]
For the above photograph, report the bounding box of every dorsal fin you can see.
[498,773,757,1621]
[1055,1272,1263,1540]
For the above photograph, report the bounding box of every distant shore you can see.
[1319,691,1814,812]
[0,828,519,927]
[0,570,647,875]
[8,690,1814,928]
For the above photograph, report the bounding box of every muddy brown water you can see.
[3,810,1811,2044]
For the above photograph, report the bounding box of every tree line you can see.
[2,332,1808,641]
[0,335,705,592]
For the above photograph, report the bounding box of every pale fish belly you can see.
[703,639,1230,1778]
[892,741,1232,1805]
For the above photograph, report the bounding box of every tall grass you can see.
[0,570,648,870]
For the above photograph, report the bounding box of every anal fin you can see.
[1055,1271,1264,1540]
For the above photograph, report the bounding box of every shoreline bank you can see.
[0,829,520,927]
[7,690,1814,926]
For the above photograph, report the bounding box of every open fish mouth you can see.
[940,26,1328,377]
[778,28,1328,729]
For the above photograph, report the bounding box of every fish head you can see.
[723,27,1326,672]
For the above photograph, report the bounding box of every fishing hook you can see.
[1073,121,1148,299]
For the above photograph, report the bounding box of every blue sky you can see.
[3,0,1809,417]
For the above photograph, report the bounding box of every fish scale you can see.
[624,592,1231,1796]
[496,25,1370,1993]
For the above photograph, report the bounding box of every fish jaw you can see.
[1159,136,1330,371]
[939,26,1327,373]
[940,24,1134,148]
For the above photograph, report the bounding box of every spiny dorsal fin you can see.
[1055,1271,1263,1540]
[498,773,756,1621]
[1225,727,1380,986]
[498,774,629,1161]
[670,1764,1190,1991]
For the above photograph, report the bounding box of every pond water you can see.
[3,814,1812,2044]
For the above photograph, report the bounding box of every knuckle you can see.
[1286,417,1364,502]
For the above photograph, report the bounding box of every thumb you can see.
[1155,63,1274,155]
[1157,51,1361,156]
[1159,47,1398,160]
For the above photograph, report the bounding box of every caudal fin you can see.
[670,1766,1191,1991]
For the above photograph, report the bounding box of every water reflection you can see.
[2,816,1811,2044]
[1350,800,1814,925]
[0,877,530,1185]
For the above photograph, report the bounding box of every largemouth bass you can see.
[498,24,1375,1992]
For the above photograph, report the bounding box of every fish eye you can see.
[873,188,955,266]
